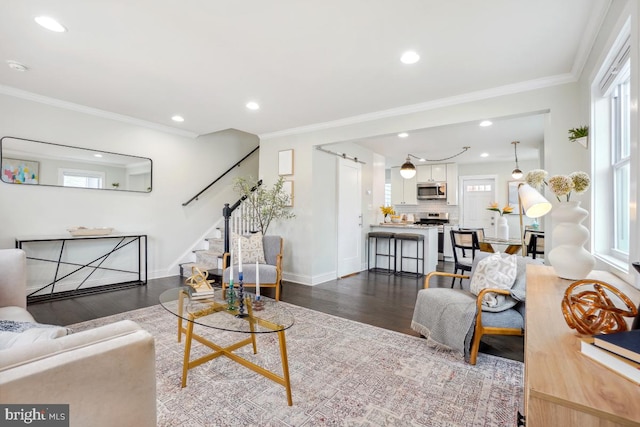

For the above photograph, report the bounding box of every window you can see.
[592,25,630,269]
[58,169,105,189]
[611,76,630,255]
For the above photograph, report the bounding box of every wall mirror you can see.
[0,136,152,193]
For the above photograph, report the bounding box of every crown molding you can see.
[259,73,577,141]
[571,0,612,79]
[0,85,199,139]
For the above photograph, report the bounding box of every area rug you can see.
[69,303,523,426]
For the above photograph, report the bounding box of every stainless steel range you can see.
[414,212,450,232]
[415,213,450,254]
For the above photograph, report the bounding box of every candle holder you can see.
[226,283,237,311]
[252,295,265,311]
[236,273,249,318]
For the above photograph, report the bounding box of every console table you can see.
[525,265,640,426]
[16,233,147,303]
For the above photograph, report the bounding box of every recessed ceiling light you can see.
[398,132,409,138]
[479,120,493,127]
[480,153,489,158]
[34,16,67,32]
[94,154,103,158]
[246,101,260,110]
[171,115,185,122]
[7,60,28,72]
[400,51,420,65]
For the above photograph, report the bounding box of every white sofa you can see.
[0,249,157,427]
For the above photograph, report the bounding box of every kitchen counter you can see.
[369,225,438,275]
[373,223,438,229]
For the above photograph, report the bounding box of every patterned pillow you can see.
[231,232,266,265]
[469,253,518,310]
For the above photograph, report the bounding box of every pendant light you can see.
[400,155,416,179]
[511,141,523,179]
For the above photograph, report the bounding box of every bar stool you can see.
[367,232,395,274]
[394,233,425,278]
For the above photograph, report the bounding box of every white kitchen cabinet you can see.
[445,163,458,205]
[390,167,417,205]
[416,164,446,182]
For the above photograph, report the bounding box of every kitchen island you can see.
[369,224,438,276]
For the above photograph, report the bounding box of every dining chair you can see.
[450,229,480,288]
[527,231,545,259]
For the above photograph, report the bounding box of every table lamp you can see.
[517,183,552,256]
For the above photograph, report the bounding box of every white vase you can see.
[384,214,391,223]
[497,216,509,240]
[548,201,595,280]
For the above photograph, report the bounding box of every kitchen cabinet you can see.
[446,163,458,205]
[390,167,417,205]
[416,164,446,182]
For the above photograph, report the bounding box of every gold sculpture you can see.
[562,279,638,335]
[185,267,215,293]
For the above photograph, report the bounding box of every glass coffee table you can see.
[159,286,295,405]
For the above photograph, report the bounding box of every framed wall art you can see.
[507,180,524,211]
[282,180,294,207]
[278,149,294,176]
[1,158,39,184]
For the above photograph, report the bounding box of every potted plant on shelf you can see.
[568,125,588,149]
[111,182,120,189]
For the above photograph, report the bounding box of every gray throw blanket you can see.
[411,288,477,362]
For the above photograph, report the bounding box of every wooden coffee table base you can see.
[177,295,293,406]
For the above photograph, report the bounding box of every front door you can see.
[461,176,498,236]
[337,158,362,277]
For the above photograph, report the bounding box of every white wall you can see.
[260,82,584,285]
[0,94,259,279]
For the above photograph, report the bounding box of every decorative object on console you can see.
[526,169,593,278]
[516,183,552,256]
[67,226,114,236]
[561,279,638,335]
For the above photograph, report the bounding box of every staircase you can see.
[179,237,225,280]
[178,178,262,282]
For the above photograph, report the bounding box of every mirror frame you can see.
[0,136,153,193]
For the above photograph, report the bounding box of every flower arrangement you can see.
[486,202,514,216]
[525,169,590,202]
[380,205,395,216]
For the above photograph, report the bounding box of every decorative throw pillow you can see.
[469,253,518,310]
[231,232,266,265]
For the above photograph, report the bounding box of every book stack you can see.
[580,329,640,384]
[188,287,215,301]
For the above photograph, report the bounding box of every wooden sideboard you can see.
[525,265,640,426]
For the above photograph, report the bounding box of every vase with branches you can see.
[234,176,295,235]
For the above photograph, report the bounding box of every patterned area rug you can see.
[69,303,523,426]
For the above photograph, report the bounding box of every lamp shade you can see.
[518,184,552,218]
[400,157,416,179]
[511,168,523,179]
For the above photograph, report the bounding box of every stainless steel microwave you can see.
[417,182,446,200]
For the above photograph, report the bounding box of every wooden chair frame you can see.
[423,271,524,365]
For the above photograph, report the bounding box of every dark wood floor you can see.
[27,261,523,362]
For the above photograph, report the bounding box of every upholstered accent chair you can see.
[411,251,542,365]
[222,235,283,301]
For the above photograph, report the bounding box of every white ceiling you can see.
[0,1,608,165]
